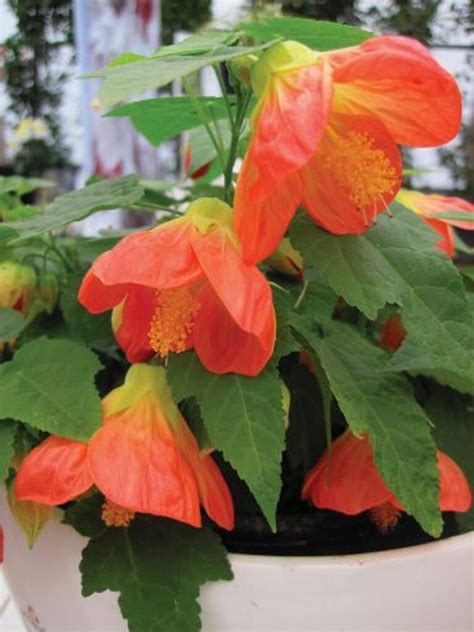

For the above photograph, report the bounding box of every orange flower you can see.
[302,431,471,531]
[78,197,275,376]
[15,365,234,531]
[396,188,474,257]
[380,314,407,351]
[234,37,462,263]
[0,261,36,314]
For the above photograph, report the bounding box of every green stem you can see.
[213,64,235,129]
[223,89,252,204]
[46,233,73,272]
[182,78,226,171]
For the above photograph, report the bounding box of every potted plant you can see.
[1,16,473,632]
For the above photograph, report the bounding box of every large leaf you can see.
[291,318,442,537]
[0,308,27,342]
[0,338,102,441]
[92,42,275,108]
[291,205,474,393]
[0,420,17,480]
[81,518,233,632]
[0,176,53,196]
[240,17,373,50]
[1,175,144,241]
[153,31,240,58]
[108,96,232,147]
[167,352,285,530]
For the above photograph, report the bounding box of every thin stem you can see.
[46,233,73,272]
[223,88,252,204]
[293,280,309,310]
[213,64,235,129]
[182,77,226,170]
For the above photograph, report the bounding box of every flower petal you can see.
[177,421,234,531]
[234,63,332,264]
[423,218,455,257]
[15,436,93,506]
[301,113,402,234]
[438,452,472,512]
[85,220,203,290]
[113,286,156,363]
[193,284,275,376]
[88,398,202,527]
[302,432,393,514]
[78,269,129,314]
[332,36,462,146]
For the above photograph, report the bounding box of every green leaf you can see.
[108,97,232,147]
[291,205,474,393]
[291,318,442,537]
[153,31,240,58]
[93,42,275,108]
[0,338,102,441]
[3,205,39,221]
[240,17,373,50]
[80,518,233,632]
[167,352,285,530]
[60,273,117,355]
[0,308,27,342]
[426,385,474,533]
[0,176,53,196]
[2,175,144,241]
[0,420,17,481]
[63,493,107,539]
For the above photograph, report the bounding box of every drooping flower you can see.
[302,431,471,532]
[233,37,462,264]
[396,188,474,257]
[79,197,275,376]
[0,261,36,314]
[15,364,234,531]
[380,314,406,351]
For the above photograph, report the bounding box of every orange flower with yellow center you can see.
[302,431,471,532]
[233,37,462,264]
[15,364,234,530]
[78,198,276,376]
[396,188,474,257]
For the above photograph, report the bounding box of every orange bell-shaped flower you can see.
[396,188,474,257]
[380,314,407,351]
[78,197,275,376]
[234,37,462,264]
[302,431,471,531]
[15,365,234,531]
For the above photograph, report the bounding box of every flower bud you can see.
[230,53,258,87]
[36,272,59,313]
[0,261,37,314]
[266,237,303,279]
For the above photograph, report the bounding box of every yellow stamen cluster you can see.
[369,501,402,533]
[327,130,399,223]
[148,287,198,358]
[102,499,135,528]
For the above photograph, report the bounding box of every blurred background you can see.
[0,0,472,212]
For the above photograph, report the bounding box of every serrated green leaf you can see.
[80,518,233,632]
[2,175,144,241]
[0,338,102,441]
[108,97,232,147]
[0,308,27,342]
[291,205,474,393]
[167,352,285,530]
[60,273,117,355]
[240,17,373,50]
[94,42,276,108]
[0,420,17,480]
[153,31,240,58]
[291,318,442,537]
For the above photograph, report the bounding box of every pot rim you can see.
[226,530,473,567]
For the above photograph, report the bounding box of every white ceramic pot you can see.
[2,491,473,632]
